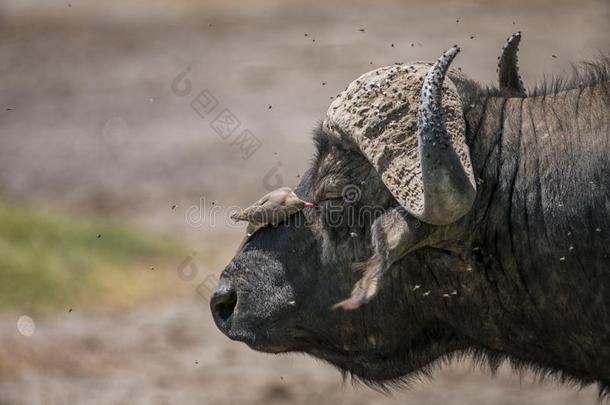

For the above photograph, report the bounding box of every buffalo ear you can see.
[498,32,527,97]
[333,206,430,310]
[323,47,476,227]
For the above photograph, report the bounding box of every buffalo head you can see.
[211,34,610,391]
[211,46,484,382]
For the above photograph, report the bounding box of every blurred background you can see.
[0,0,608,403]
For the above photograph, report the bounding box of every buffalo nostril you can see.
[211,285,237,326]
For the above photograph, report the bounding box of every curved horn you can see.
[416,46,476,225]
[498,32,526,97]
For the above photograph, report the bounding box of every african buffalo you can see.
[211,33,610,394]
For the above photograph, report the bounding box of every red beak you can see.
[303,202,316,208]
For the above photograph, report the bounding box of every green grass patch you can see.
[0,200,186,313]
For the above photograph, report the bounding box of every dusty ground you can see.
[0,297,601,405]
[0,0,608,403]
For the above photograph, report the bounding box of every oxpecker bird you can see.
[231,187,316,251]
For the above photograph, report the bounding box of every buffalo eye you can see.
[314,177,347,202]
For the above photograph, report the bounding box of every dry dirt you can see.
[0,297,602,405]
[0,0,608,403]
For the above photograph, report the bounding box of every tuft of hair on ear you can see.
[351,253,382,274]
[332,253,384,310]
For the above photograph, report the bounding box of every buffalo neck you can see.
[453,84,610,382]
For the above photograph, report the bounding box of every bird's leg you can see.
[234,223,266,254]
[333,206,431,310]
[235,233,250,255]
[246,222,262,237]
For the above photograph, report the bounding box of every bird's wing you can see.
[247,199,282,224]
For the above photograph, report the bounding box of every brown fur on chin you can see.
[332,254,384,310]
